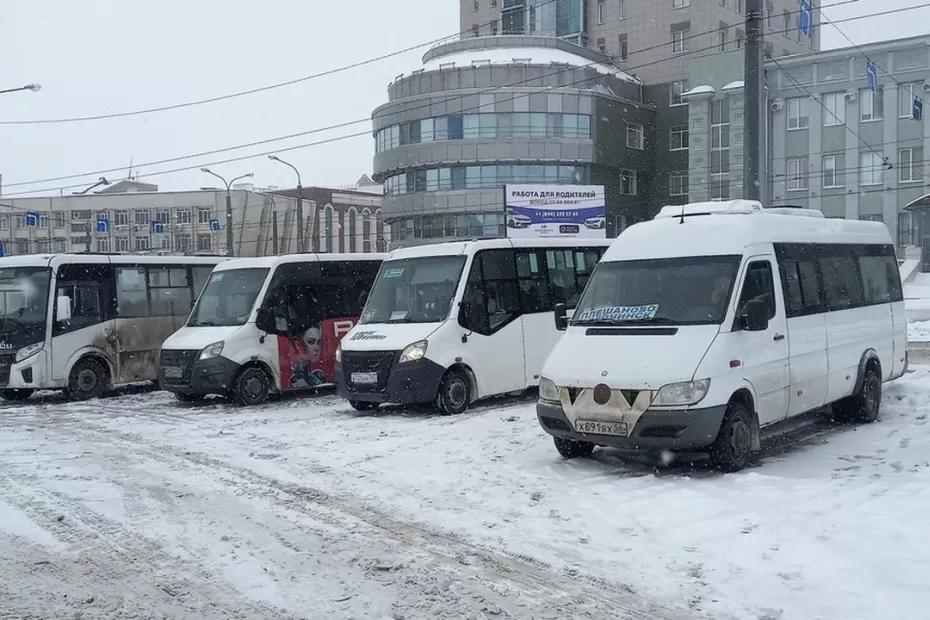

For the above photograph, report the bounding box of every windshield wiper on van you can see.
[571,316,679,326]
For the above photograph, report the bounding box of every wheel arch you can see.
[237,359,277,390]
[445,362,478,403]
[853,349,883,394]
[65,347,115,385]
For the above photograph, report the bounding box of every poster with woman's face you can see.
[277,318,357,390]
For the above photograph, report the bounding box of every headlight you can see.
[199,341,225,361]
[539,376,560,403]
[399,340,428,363]
[335,343,342,363]
[654,379,711,407]
[15,342,43,363]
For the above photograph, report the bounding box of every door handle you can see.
[773,334,785,342]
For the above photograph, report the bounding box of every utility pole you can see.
[743,0,764,202]
[272,211,279,256]
[269,155,305,252]
[201,168,253,257]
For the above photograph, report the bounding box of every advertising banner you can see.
[277,316,357,389]
[504,184,606,239]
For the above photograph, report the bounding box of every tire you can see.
[436,369,471,415]
[174,392,206,403]
[553,437,595,459]
[349,400,378,412]
[710,401,754,472]
[230,366,271,406]
[0,389,34,402]
[65,358,109,401]
[835,367,882,423]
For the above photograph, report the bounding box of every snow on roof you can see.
[214,253,385,272]
[682,85,715,96]
[722,80,745,90]
[656,200,763,219]
[421,47,638,82]
[388,238,612,261]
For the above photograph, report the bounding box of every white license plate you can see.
[574,419,630,437]
[164,367,184,379]
[351,371,378,385]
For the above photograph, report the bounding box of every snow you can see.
[682,85,715,96]
[910,320,930,342]
[421,46,639,81]
[3,370,930,618]
[722,80,745,90]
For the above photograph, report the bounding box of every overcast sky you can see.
[2,0,927,197]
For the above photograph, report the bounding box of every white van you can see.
[537,201,907,471]
[337,239,611,413]
[159,253,383,405]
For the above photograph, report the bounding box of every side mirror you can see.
[255,307,274,333]
[56,295,72,322]
[740,299,769,332]
[554,303,568,331]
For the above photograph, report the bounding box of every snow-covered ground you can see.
[910,320,930,343]
[2,369,930,619]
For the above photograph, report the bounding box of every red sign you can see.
[277,316,358,390]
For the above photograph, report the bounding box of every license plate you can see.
[574,419,630,437]
[351,371,378,385]
[164,367,184,379]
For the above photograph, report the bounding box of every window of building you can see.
[96,237,109,253]
[766,1,774,28]
[822,154,843,188]
[899,82,921,118]
[14,214,24,229]
[619,0,628,19]
[0,215,7,231]
[113,210,128,226]
[710,99,730,200]
[134,209,150,226]
[598,0,606,23]
[473,0,479,12]
[860,152,884,186]
[115,237,130,252]
[618,33,628,60]
[197,233,212,252]
[154,209,170,224]
[899,147,924,182]
[860,87,884,121]
[597,37,606,53]
[672,0,690,8]
[176,208,191,224]
[672,24,689,53]
[626,122,644,150]
[490,20,498,35]
[55,212,66,227]
[898,212,921,246]
[670,126,689,150]
[669,171,689,197]
[787,97,809,130]
[619,169,637,195]
[670,80,689,106]
[718,25,728,52]
[197,207,212,224]
[822,92,846,126]
[787,157,808,190]
[783,10,791,38]
[135,235,150,251]
[735,28,744,50]
[176,234,191,253]
[52,239,66,253]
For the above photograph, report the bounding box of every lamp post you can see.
[201,168,254,257]
[0,83,41,96]
[268,155,305,252]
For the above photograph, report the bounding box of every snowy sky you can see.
[1,0,926,197]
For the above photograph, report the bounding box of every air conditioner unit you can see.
[844,91,857,102]
[923,83,930,92]
[770,99,785,111]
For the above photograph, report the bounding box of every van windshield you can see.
[0,267,51,346]
[361,256,466,324]
[572,256,742,326]
[189,268,269,327]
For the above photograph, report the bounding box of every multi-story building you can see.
[373,35,657,247]
[461,0,819,84]
[0,176,385,257]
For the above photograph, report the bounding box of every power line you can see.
[819,7,903,88]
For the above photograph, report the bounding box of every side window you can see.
[461,259,490,334]
[148,266,193,317]
[858,255,892,304]
[776,244,825,317]
[546,249,579,306]
[345,261,381,313]
[116,267,149,317]
[819,247,864,311]
[54,284,102,335]
[516,250,551,313]
[266,263,323,335]
[480,250,519,332]
[883,250,904,302]
[737,261,777,321]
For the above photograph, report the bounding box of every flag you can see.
[866,61,879,93]
[152,221,166,234]
[96,218,109,233]
[798,0,813,38]
[0,242,6,258]
[209,218,221,231]
[913,96,924,121]
[25,212,40,227]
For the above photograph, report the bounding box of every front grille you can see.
[159,349,198,385]
[0,354,12,387]
[342,351,397,392]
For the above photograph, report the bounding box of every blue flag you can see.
[96,218,109,233]
[152,221,166,234]
[209,218,221,232]
[0,242,6,258]
[866,61,879,93]
[25,212,40,227]
[798,0,813,37]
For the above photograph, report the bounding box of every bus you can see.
[336,239,611,414]
[158,254,384,405]
[0,254,225,401]
[537,201,907,471]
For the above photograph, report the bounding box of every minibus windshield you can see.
[572,256,742,326]
[189,268,269,327]
[361,256,466,324]
[0,267,51,341]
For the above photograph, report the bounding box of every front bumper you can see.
[536,400,728,451]
[336,356,446,405]
[160,354,240,396]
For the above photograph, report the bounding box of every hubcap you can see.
[864,379,878,413]
[78,369,98,391]
[244,375,264,399]
[730,420,751,458]
[447,379,467,407]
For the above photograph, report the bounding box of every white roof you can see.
[603,210,893,262]
[387,238,613,261]
[214,253,385,272]
[421,46,638,82]
[0,254,227,269]
[682,85,715,96]
[722,80,745,91]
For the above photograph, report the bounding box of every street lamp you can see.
[73,177,110,195]
[0,83,41,96]
[269,155,305,252]
[201,168,254,257]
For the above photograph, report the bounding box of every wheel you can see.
[174,392,206,403]
[553,437,595,459]
[349,400,378,411]
[0,389,34,402]
[230,366,271,406]
[65,358,109,401]
[710,401,754,472]
[835,367,882,423]
[436,369,471,415]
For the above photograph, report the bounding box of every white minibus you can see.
[159,254,383,405]
[537,201,907,471]
[336,239,610,413]
[0,254,224,401]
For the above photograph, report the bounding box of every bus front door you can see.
[50,269,118,385]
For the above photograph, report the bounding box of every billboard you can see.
[504,184,606,239]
